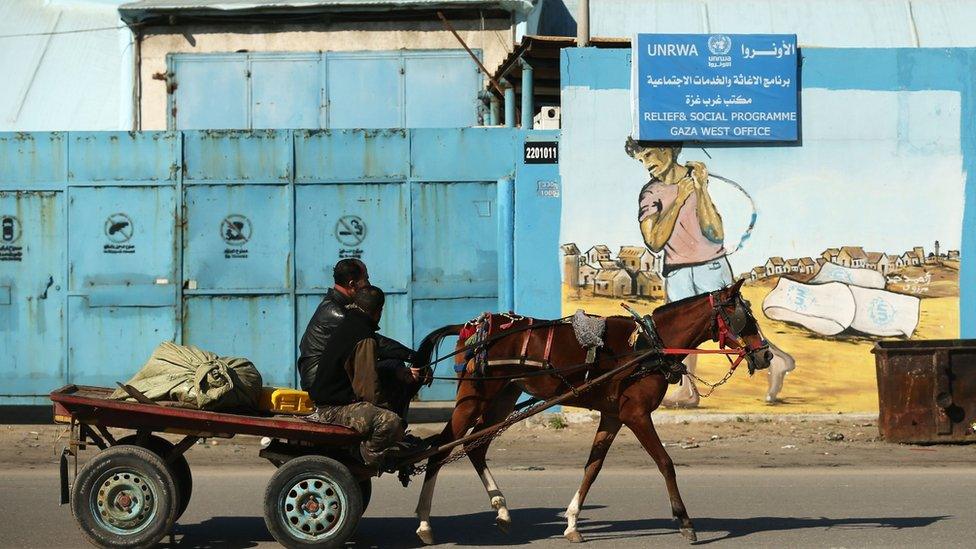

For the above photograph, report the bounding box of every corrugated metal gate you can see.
[0,128,561,403]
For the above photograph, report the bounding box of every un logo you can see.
[708,35,732,55]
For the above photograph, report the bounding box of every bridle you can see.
[707,290,770,373]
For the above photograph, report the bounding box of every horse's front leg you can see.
[415,395,486,545]
[620,379,697,542]
[564,412,622,543]
[465,384,521,533]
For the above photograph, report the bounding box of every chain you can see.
[684,366,736,398]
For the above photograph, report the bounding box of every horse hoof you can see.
[416,526,435,545]
[565,530,585,543]
[680,527,698,542]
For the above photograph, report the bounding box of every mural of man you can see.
[626,137,732,406]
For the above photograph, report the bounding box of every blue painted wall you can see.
[0,128,561,403]
[560,46,974,338]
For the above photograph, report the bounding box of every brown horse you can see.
[411,280,772,544]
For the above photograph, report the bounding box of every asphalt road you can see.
[2,466,973,548]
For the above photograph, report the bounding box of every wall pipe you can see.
[497,176,515,311]
[577,0,590,47]
[520,61,534,129]
[504,83,516,128]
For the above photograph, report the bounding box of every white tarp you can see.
[809,262,886,289]
[762,279,855,336]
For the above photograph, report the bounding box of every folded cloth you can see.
[762,279,855,336]
[810,262,886,289]
[849,286,920,337]
[572,309,606,348]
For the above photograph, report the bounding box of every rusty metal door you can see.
[0,191,65,396]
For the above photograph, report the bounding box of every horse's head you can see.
[709,279,772,374]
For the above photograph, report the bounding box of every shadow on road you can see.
[157,508,950,547]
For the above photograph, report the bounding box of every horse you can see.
[410,279,772,544]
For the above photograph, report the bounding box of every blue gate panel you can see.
[0,133,66,186]
[326,54,403,128]
[67,297,177,387]
[297,292,411,362]
[183,185,291,291]
[294,129,409,183]
[66,186,178,387]
[295,183,409,291]
[0,191,65,394]
[68,186,177,289]
[183,295,293,387]
[251,56,323,129]
[411,181,498,298]
[411,128,516,182]
[171,55,248,130]
[182,130,292,183]
[404,54,480,128]
[68,132,179,184]
[412,297,496,400]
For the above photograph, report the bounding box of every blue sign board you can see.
[632,34,798,142]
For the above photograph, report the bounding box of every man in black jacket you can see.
[305,286,420,467]
[298,259,422,419]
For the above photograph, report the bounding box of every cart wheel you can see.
[118,434,193,520]
[70,445,179,549]
[358,479,372,512]
[263,455,363,548]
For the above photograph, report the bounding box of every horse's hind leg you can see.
[620,383,697,542]
[464,383,521,533]
[564,413,622,543]
[415,393,488,545]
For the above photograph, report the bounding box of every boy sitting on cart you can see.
[304,285,428,468]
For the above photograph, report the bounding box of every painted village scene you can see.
[562,239,959,413]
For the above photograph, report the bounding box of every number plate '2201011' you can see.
[524,142,558,164]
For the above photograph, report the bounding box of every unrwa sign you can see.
[632,33,799,142]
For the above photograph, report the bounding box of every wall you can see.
[0,128,561,403]
[138,19,515,129]
[559,47,974,413]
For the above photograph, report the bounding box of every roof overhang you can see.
[119,0,535,26]
[489,35,629,105]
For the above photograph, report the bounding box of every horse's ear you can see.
[730,278,745,295]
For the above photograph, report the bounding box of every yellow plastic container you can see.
[259,387,314,415]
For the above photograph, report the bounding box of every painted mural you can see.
[560,88,963,413]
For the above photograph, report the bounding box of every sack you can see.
[762,279,855,336]
[809,262,885,289]
[848,286,920,337]
[111,341,263,411]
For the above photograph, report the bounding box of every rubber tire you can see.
[70,444,179,549]
[117,434,193,521]
[263,455,363,548]
[358,479,372,512]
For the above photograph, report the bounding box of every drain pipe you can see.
[504,81,516,128]
[577,0,590,47]
[490,95,501,126]
[497,176,515,311]
[520,60,533,129]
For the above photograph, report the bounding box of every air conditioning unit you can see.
[533,106,561,129]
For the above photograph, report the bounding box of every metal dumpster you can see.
[872,339,976,443]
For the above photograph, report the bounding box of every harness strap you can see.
[519,318,534,365]
[543,325,555,364]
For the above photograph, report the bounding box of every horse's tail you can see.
[415,323,465,370]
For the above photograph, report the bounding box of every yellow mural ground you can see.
[562,284,959,414]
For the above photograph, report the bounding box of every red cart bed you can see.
[50,384,359,445]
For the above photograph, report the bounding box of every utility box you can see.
[872,339,976,443]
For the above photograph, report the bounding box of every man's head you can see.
[353,285,385,323]
[333,259,369,296]
[625,137,682,182]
